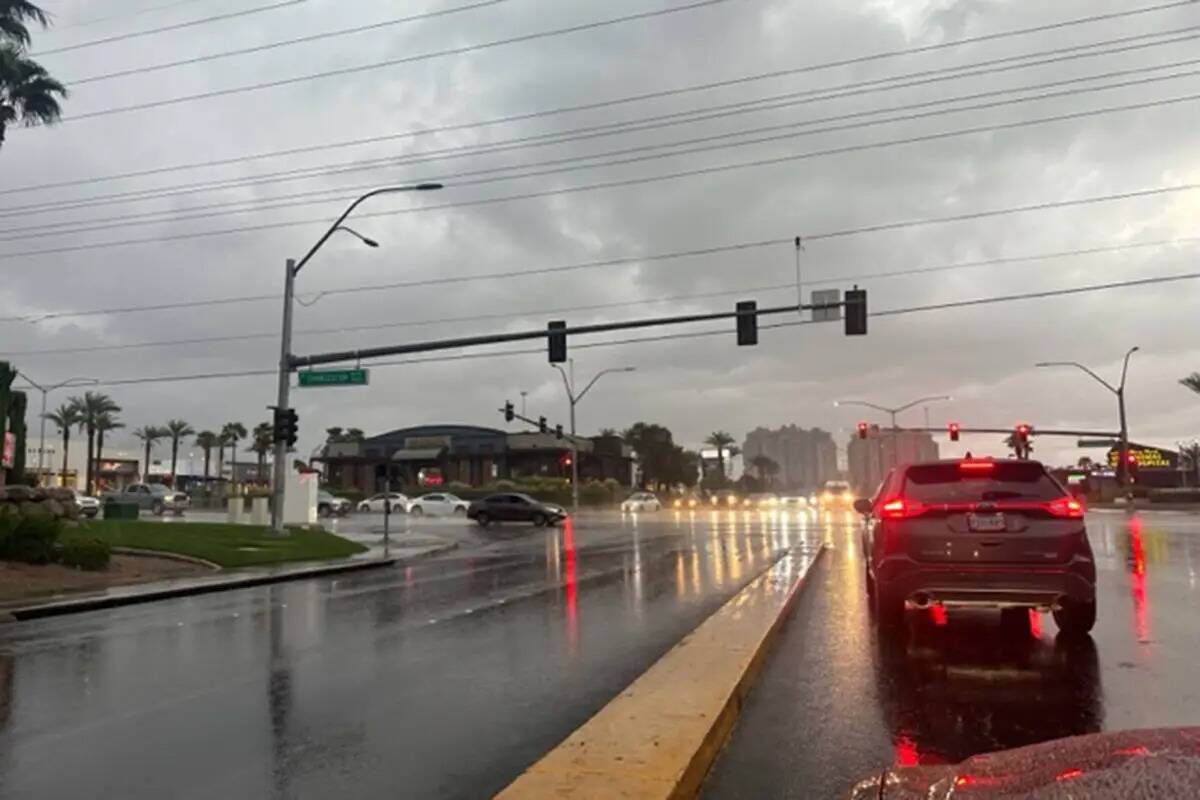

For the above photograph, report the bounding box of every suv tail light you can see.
[1044,496,1084,519]
[880,497,927,519]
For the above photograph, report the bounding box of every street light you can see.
[834,395,953,429]
[551,361,636,513]
[271,183,444,533]
[16,373,98,485]
[1036,346,1138,503]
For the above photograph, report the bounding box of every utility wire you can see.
[31,0,305,56]
[5,0,1192,192]
[11,30,1197,221]
[7,56,1198,236]
[48,0,217,31]
[7,234,1198,356]
[79,270,1200,387]
[65,0,514,86]
[50,0,731,122]
[1,92,1197,260]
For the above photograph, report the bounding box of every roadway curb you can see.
[496,544,827,799]
[111,547,222,570]
[2,557,398,622]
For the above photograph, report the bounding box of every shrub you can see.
[580,481,612,505]
[1,510,63,565]
[59,536,112,571]
[493,479,517,491]
[445,482,472,494]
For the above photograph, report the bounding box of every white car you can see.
[72,490,101,518]
[358,492,409,513]
[621,492,661,512]
[407,493,469,517]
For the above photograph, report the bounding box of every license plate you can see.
[968,513,1006,532]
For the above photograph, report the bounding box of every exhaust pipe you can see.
[909,592,933,609]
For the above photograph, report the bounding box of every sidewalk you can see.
[1,537,456,623]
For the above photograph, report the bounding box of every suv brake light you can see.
[880,497,927,519]
[1044,496,1084,519]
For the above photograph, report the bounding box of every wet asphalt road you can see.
[0,510,820,799]
[702,509,1200,799]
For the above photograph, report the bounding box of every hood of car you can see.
[845,727,1200,799]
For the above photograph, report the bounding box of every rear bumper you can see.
[875,555,1096,610]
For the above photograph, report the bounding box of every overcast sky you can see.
[2,0,1198,469]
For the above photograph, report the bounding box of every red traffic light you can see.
[1126,452,1138,464]
[857,422,868,440]
[948,422,960,442]
[1015,424,1031,441]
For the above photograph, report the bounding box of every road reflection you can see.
[873,616,1103,765]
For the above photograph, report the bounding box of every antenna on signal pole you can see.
[794,235,804,317]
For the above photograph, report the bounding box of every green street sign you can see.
[298,368,369,388]
[1077,439,1118,448]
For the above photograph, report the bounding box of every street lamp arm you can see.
[575,367,634,404]
[552,364,574,404]
[835,400,894,415]
[1120,346,1140,392]
[1035,361,1118,394]
[892,395,952,415]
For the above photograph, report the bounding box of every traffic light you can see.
[548,320,567,363]
[273,407,298,448]
[844,287,867,336]
[504,401,515,423]
[555,424,563,439]
[1013,423,1031,460]
[857,422,868,440]
[948,422,960,442]
[1125,451,1139,483]
[538,416,548,434]
[1015,424,1031,443]
[736,300,758,346]
[560,453,573,468]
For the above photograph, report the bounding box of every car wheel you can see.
[475,511,490,527]
[152,502,164,516]
[453,506,466,516]
[410,506,424,517]
[359,503,369,513]
[873,583,905,631]
[534,513,548,527]
[318,504,331,518]
[1053,599,1097,637]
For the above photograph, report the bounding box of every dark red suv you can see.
[858,458,1096,635]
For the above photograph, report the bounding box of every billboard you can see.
[1106,445,1178,471]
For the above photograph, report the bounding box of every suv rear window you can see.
[901,462,1064,503]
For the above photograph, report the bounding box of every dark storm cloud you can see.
[1,0,1197,466]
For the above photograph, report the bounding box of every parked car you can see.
[406,493,469,517]
[317,490,352,518]
[102,483,190,516]
[467,493,567,527]
[858,458,1096,635]
[357,492,409,513]
[72,489,101,518]
[621,492,661,512]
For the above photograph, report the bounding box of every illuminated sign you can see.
[1107,446,1177,471]
[1,433,13,468]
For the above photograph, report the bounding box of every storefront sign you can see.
[1,432,13,469]
[1107,446,1178,470]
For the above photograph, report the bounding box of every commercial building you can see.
[317,424,634,494]
[741,426,838,491]
[847,425,939,493]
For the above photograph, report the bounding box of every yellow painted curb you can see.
[496,545,827,799]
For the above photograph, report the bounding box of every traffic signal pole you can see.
[270,258,296,535]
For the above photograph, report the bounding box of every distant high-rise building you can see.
[741,426,838,490]
[847,425,940,492]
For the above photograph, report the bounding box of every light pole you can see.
[551,361,635,513]
[270,183,443,533]
[16,373,98,486]
[840,398,950,472]
[1036,347,1138,503]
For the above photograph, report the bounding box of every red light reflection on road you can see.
[564,518,578,651]
[1055,767,1084,782]
[1129,517,1149,643]
[1029,609,1042,640]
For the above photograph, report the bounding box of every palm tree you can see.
[132,426,165,481]
[0,42,67,147]
[249,422,273,483]
[325,426,345,444]
[749,454,780,488]
[195,431,219,481]
[69,392,120,494]
[42,402,80,487]
[704,431,736,478]
[163,419,195,488]
[0,1,50,47]
[221,422,247,485]
[93,411,124,488]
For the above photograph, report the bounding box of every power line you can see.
[8,233,1199,356]
[50,0,731,123]
[12,30,1198,222]
[78,269,1200,387]
[7,56,1198,236]
[48,0,218,31]
[1,92,1197,260]
[31,0,304,56]
[65,0,514,86]
[5,0,1192,192]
